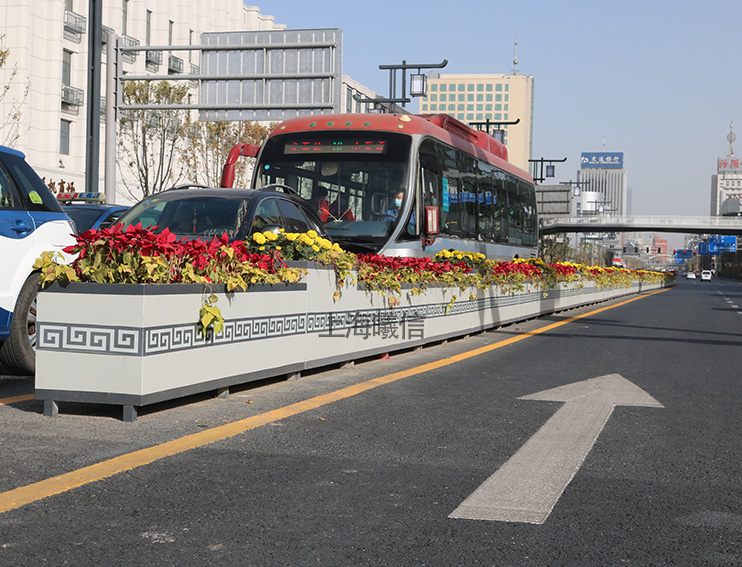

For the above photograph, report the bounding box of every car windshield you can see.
[254,131,412,252]
[119,193,253,239]
[63,207,104,233]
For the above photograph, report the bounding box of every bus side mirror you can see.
[422,206,439,247]
[220,143,261,188]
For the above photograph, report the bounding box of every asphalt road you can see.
[1,277,741,566]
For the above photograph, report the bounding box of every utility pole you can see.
[85,0,103,193]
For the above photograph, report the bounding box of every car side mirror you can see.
[260,224,282,235]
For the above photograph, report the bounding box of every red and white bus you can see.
[221,113,537,260]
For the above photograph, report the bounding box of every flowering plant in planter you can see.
[35,224,674,334]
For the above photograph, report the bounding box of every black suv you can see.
[117,185,330,240]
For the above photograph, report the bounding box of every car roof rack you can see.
[256,183,299,197]
[165,184,215,192]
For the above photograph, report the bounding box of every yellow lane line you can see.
[0,287,671,514]
[0,394,35,405]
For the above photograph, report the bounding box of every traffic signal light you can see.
[657,247,661,253]
[646,247,650,253]
[623,246,626,253]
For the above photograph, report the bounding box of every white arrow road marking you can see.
[449,374,663,524]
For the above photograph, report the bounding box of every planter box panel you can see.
[35,271,671,419]
[36,351,144,396]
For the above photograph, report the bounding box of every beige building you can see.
[0,1,288,197]
[416,72,534,172]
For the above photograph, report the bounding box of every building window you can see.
[189,30,194,62]
[458,84,465,92]
[430,84,437,92]
[496,94,502,102]
[477,84,483,92]
[62,50,72,86]
[146,10,152,44]
[496,84,503,92]
[439,84,446,92]
[467,94,474,102]
[467,83,474,92]
[60,120,71,155]
[169,20,174,45]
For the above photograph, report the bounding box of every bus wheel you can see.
[0,274,38,375]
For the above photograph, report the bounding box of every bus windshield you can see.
[254,131,412,252]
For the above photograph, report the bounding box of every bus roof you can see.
[269,113,534,183]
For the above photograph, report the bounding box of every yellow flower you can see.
[252,233,267,245]
[311,245,320,252]
[307,230,318,238]
[264,231,279,242]
[285,233,298,242]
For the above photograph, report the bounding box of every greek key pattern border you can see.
[37,286,606,357]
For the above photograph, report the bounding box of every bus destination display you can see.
[285,139,387,154]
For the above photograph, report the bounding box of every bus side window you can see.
[459,154,478,238]
[438,145,463,237]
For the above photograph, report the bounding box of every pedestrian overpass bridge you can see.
[539,216,742,236]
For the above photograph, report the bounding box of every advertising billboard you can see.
[580,152,624,169]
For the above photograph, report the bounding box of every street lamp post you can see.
[353,59,448,112]
[529,157,567,183]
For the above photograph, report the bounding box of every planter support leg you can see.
[217,387,229,399]
[123,405,138,422]
[44,400,58,418]
[287,372,301,381]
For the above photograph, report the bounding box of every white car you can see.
[0,145,76,374]
[686,272,696,279]
[701,270,712,281]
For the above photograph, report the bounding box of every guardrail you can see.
[540,216,742,235]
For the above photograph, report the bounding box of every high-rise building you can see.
[574,152,628,217]
[417,73,534,172]
[711,122,742,215]
[0,1,287,195]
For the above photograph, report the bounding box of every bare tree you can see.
[118,80,190,199]
[181,119,272,188]
[0,34,30,146]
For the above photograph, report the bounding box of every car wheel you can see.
[0,273,38,375]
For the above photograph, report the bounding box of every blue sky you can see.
[260,0,740,219]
